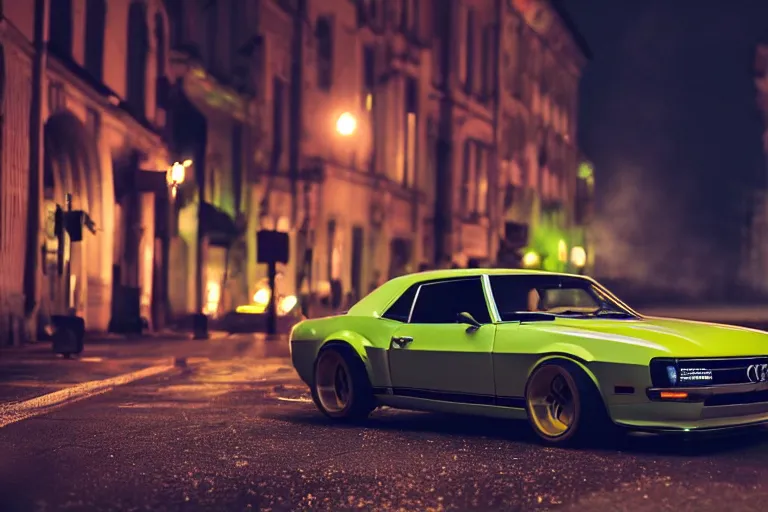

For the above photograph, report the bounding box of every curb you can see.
[0,357,200,429]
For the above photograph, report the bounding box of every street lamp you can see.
[335,112,357,136]
[163,160,191,329]
[166,160,190,198]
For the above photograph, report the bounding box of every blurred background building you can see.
[0,0,593,342]
[0,0,173,344]
[744,43,768,294]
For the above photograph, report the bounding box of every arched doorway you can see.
[42,111,106,329]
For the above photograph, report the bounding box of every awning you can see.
[200,202,241,247]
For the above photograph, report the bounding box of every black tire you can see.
[311,343,376,421]
[524,359,618,446]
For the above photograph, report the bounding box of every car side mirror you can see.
[457,311,481,333]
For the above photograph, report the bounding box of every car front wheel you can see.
[524,360,615,446]
[311,344,376,421]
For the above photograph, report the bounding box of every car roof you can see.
[346,268,594,318]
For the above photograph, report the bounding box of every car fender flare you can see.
[529,351,605,402]
[320,330,375,375]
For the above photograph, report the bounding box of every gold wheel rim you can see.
[527,366,578,438]
[315,350,352,414]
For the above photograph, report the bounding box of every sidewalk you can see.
[0,332,290,407]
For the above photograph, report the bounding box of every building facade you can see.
[494,0,590,273]
[158,0,592,319]
[0,0,592,341]
[0,0,173,343]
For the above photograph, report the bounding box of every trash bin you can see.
[51,315,85,357]
[192,313,208,339]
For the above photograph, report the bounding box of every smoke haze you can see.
[561,0,768,301]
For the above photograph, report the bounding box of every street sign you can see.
[257,229,290,263]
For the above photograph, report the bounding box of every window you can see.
[409,278,491,324]
[489,275,636,322]
[49,0,73,56]
[326,219,336,281]
[461,140,474,214]
[155,12,166,81]
[465,8,476,93]
[316,16,333,91]
[272,76,286,168]
[475,144,488,213]
[431,6,446,87]
[126,1,149,117]
[362,45,377,171]
[481,24,496,99]
[84,0,106,80]
[382,284,418,322]
[403,76,417,188]
[165,0,185,48]
[204,0,218,69]
[401,0,418,36]
[461,141,488,216]
[426,117,437,192]
[515,27,529,98]
[232,122,243,211]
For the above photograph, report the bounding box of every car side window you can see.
[381,285,418,322]
[409,278,492,324]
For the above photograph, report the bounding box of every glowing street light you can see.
[570,246,587,268]
[335,112,357,136]
[522,251,540,268]
[166,160,190,198]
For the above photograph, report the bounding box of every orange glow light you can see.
[660,391,688,399]
[336,112,357,136]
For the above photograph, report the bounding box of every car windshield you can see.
[489,274,638,321]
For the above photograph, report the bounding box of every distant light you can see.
[236,304,266,314]
[558,240,568,262]
[578,162,594,180]
[365,93,373,112]
[203,281,221,316]
[167,161,186,186]
[570,246,587,268]
[182,159,193,168]
[336,112,357,136]
[279,295,298,315]
[253,288,270,306]
[522,251,540,268]
[276,216,290,233]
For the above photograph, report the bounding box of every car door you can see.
[387,277,497,400]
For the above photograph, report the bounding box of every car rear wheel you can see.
[311,344,376,421]
[525,360,615,446]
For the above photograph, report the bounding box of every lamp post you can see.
[164,160,189,328]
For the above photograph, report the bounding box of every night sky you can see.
[560,1,768,296]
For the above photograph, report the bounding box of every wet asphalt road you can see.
[3,358,768,512]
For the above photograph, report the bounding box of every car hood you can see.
[519,316,768,359]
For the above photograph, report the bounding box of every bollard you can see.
[51,315,85,357]
[192,313,208,339]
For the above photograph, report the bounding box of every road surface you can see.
[2,355,768,511]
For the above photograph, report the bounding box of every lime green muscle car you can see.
[289,269,768,445]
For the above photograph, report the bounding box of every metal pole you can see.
[289,0,306,299]
[164,188,175,328]
[288,0,305,228]
[64,193,72,314]
[23,0,50,342]
[266,261,277,335]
